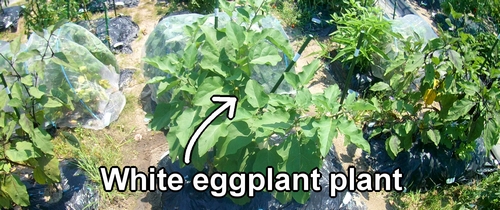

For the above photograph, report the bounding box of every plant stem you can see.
[104,2,112,50]
[247,0,266,32]
[340,30,365,105]
[270,34,313,93]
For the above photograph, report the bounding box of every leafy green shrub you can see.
[23,0,90,34]
[327,0,400,75]
[441,0,500,25]
[0,24,75,209]
[145,0,371,205]
[360,12,500,160]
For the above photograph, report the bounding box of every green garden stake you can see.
[214,0,219,29]
[393,1,397,19]
[104,2,112,49]
[340,30,365,105]
[270,34,314,93]
[112,0,117,17]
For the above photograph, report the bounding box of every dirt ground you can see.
[1,0,441,209]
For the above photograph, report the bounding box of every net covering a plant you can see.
[0,23,126,130]
[142,12,293,107]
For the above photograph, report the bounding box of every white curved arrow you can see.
[183,95,238,165]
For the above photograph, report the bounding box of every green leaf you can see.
[10,82,22,101]
[337,118,370,153]
[5,141,38,162]
[244,80,269,108]
[3,120,16,141]
[484,121,499,151]
[347,100,378,111]
[10,36,21,55]
[405,53,425,73]
[33,155,61,184]
[253,148,282,173]
[262,28,294,58]
[370,82,391,91]
[157,77,181,97]
[297,60,320,85]
[226,22,246,48]
[197,120,229,158]
[7,98,22,107]
[143,55,180,76]
[20,75,33,86]
[1,175,29,206]
[149,102,181,130]
[43,97,64,108]
[32,128,54,155]
[313,117,338,157]
[183,43,198,69]
[0,89,8,108]
[295,88,312,108]
[62,131,80,149]
[447,99,475,121]
[284,72,300,89]
[249,42,281,65]
[386,135,401,160]
[426,129,440,146]
[193,77,226,106]
[146,76,165,84]
[216,121,253,158]
[447,49,463,72]
[19,114,34,135]
[174,107,202,147]
[29,87,45,99]
[256,109,291,130]
[15,50,40,63]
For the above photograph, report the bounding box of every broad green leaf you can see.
[256,109,291,130]
[10,36,21,55]
[166,126,184,163]
[28,87,44,99]
[157,77,181,97]
[0,89,8,108]
[226,22,246,48]
[347,100,378,111]
[174,107,202,146]
[43,97,64,108]
[370,82,391,91]
[447,99,475,121]
[216,121,253,158]
[244,80,269,108]
[253,148,282,173]
[386,135,401,160]
[19,114,34,135]
[183,43,198,69]
[5,141,37,162]
[10,82,22,101]
[62,131,80,149]
[296,88,312,108]
[149,102,181,130]
[32,128,54,155]
[0,193,10,208]
[197,120,229,157]
[249,42,281,65]
[143,55,180,75]
[1,175,29,206]
[7,98,22,107]
[484,121,499,151]
[3,120,16,141]
[447,49,463,72]
[404,53,425,73]
[337,118,370,153]
[33,155,60,184]
[297,60,320,85]
[199,25,218,49]
[15,50,39,63]
[262,28,294,58]
[313,117,337,157]
[193,77,226,106]
[145,76,166,84]
[284,72,300,89]
[426,129,440,146]
[20,75,33,86]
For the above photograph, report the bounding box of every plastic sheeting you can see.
[23,160,99,210]
[78,16,139,54]
[364,129,499,192]
[157,146,367,209]
[142,12,294,109]
[87,0,140,12]
[0,23,126,130]
[0,6,22,32]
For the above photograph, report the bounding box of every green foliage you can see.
[327,0,400,73]
[23,0,90,34]
[0,24,77,208]
[146,0,370,205]
[359,12,500,159]
[441,0,500,27]
[390,170,500,209]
